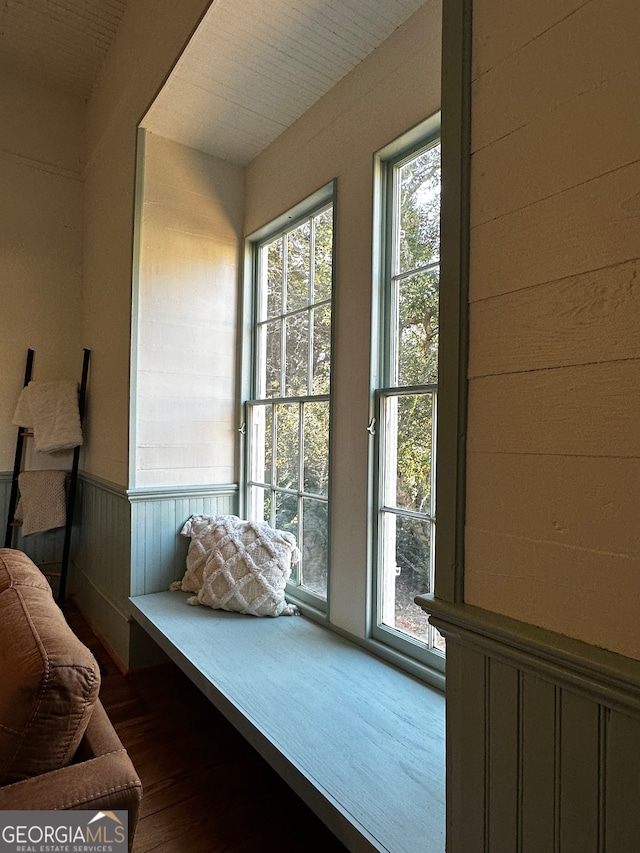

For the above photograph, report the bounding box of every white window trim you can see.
[241,181,336,613]
[370,113,445,673]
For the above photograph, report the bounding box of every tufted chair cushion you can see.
[0,549,100,784]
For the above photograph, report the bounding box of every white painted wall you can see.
[465,0,640,659]
[0,70,84,473]
[82,0,213,487]
[73,0,213,651]
[134,133,243,487]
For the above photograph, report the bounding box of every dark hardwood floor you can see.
[66,602,349,853]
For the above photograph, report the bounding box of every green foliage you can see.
[395,515,431,590]
[395,143,441,388]
[394,393,433,513]
[398,143,441,273]
[254,208,333,595]
[397,270,439,386]
[388,143,441,608]
[253,140,442,611]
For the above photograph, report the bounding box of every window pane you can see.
[265,238,283,318]
[313,208,333,302]
[248,404,272,485]
[275,403,299,489]
[285,312,309,396]
[433,627,446,653]
[250,197,333,606]
[286,222,311,312]
[374,126,442,659]
[396,268,439,386]
[301,498,328,597]
[397,143,441,274]
[383,392,433,515]
[275,491,299,584]
[262,319,281,398]
[380,513,432,643]
[312,304,331,394]
[303,400,329,496]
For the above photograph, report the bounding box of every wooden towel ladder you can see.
[4,348,90,607]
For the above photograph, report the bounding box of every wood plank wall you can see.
[428,2,640,847]
[465,0,640,658]
[134,133,243,489]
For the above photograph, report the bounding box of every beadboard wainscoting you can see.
[73,473,238,669]
[73,473,133,666]
[418,595,640,853]
[127,483,238,595]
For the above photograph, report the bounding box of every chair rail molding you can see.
[417,594,640,716]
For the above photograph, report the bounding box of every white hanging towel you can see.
[15,470,67,536]
[12,380,83,453]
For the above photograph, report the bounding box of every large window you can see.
[372,117,445,665]
[245,186,334,607]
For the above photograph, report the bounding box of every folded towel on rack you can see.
[15,470,68,536]
[13,380,83,453]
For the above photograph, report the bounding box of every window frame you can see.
[242,181,336,613]
[370,114,446,671]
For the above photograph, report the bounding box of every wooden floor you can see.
[66,603,348,853]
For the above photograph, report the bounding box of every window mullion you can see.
[298,400,305,584]
[271,403,278,528]
[392,258,440,284]
[308,217,316,395]
[310,214,316,303]
[269,402,276,511]
[280,234,287,396]
[307,307,314,395]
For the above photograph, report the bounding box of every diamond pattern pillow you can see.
[176,515,300,617]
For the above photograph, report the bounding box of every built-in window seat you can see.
[129,590,445,853]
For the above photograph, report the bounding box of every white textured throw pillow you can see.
[176,515,300,617]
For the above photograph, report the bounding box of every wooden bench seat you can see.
[129,590,445,853]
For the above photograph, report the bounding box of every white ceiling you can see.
[141,0,428,165]
[0,0,129,100]
[1,0,428,163]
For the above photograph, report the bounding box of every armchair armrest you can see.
[0,701,142,851]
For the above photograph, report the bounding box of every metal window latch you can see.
[367,417,376,436]
[238,422,246,435]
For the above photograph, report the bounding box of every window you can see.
[245,185,334,607]
[372,117,445,665]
